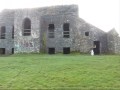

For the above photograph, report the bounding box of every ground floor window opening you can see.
[63,47,70,54]
[0,48,5,54]
[48,48,55,54]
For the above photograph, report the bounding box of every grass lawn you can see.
[0,54,120,89]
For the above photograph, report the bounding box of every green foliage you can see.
[0,54,120,89]
[42,33,46,53]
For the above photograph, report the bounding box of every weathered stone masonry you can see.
[0,5,119,55]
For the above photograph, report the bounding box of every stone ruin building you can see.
[0,4,120,55]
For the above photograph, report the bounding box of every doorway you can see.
[93,41,100,55]
[12,48,14,54]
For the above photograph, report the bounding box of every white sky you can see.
[0,0,119,33]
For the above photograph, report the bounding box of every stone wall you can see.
[107,29,120,54]
[74,18,108,54]
[40,15,79,53]
[0,10,14,54]
[14,5,78,53]
[14,9,40,53]
[0,4,119,54]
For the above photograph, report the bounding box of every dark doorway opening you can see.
[63,47,70,54]
[48,48,55,54]
[93,41,100,55]
[12,48,14,54]
[0,48,5,54]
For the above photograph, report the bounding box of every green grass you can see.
[0,54,120,89]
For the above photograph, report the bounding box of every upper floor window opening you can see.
[63,23,70,38]
[23,18,31,36]
[12,26,14,39]
[0,26,6,39]
[85,32,89,36]
[48,24,55,38]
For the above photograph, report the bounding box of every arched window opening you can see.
[23,18,31,36]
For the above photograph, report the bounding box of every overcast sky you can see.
[0,0,119,33]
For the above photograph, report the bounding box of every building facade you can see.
[0,5,119,55]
